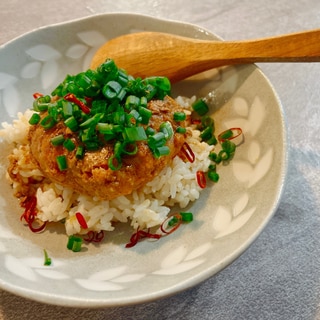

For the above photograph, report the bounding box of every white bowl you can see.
[0,13,287,307]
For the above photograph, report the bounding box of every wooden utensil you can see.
[90,29,320,83]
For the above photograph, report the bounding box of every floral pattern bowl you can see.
[0,13,287,307]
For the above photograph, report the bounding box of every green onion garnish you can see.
[51,134,65,146]
[192,98,209,116]
[43,249,52,266]
[180,212,193,222]
[63,138,76,151]
[56,155,68,171]
[40,114,56,130]
[67,235,83,252]
[208,171,219,182]
[75,146,85,159]
[124,126,147,142]
[28,113,41,125]
[30,58,175,171]
[154,145,170,158]
[173,111,186,121]
[176,126,187,134]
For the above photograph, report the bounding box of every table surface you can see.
[1,1,320,319]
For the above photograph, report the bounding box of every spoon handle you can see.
[91,29,320,82]
[171,28,320,81]
[204,28,320,63]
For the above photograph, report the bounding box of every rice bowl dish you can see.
[0,13,287,307]
[0,95,213,239]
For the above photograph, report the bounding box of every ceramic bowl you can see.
[0,13,287,307]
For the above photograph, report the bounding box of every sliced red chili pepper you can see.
[84,230,105,243]
[180,142,195,163]
[125,228,161,248]
[160,214,182,235]
[83,231,94,242]
[93,230,105,242]
[75,212,88,229]
[33,92,43,99]
[196,170,207,188]
[20,196,47,233]
[84,96,93,107]
[218,127,243,143]
[191,119,201,125]
[64,93,91,114]
[20,196,37,222]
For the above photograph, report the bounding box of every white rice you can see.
[0,97,214,236]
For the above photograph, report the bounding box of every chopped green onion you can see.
[145,126,155,136]
[125,95,140,109]
[222,140,236,155]
[154,145,170,158]
[51,134,65,146]
[61,100,73,118]
[108,155,122,171]
[67,235,83,252]
[148,132,166,148]
[124,126,147,141]
[76,145,85,159]
[64,116,78,132]
[103,80,123,100]
[173,111,186,121]
[63,138,76,151]
[140,96,148,108]
[219,150,229,161]
[121,141,138,155]
[129,109,141,123]
[206,136,218,145]
[79,113,103,129]
[219,129,233,140]
[29,113,41,125]
[85,141,99,151]
[209,152,221,164]
[176,126,186,134]
[192,98,209,116]
[200,126,213,141]
[208,171,219,182]
[180,212,193,222]
[40,115,56,130]
[168,216,180,227]
[43,249,52,266]
[138,106,152,124]
[160,121,174,139]
[56,155,68,171]
[97,123,114,135]
[201,115,214,129]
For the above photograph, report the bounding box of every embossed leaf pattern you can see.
[77,30,107,47]
[74,266,146,291]
[5,255,38,282]
[0,28,275,290]
[20,61,42,79]
[25,45,61,61]
[153,245,206,275]
[65,44,89,59]
[0,72,17,90]
[211,94,273,239]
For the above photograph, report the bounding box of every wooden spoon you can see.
[90,29,320,83]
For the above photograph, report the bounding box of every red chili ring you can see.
[75,212,88,229]
[33,92,43,99]
[181,142,195,163]
[160,214,182,235]
[196,170,207,189]
[64,93,91,114]
[218,127,243,143]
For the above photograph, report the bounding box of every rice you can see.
[0,97,214,236]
